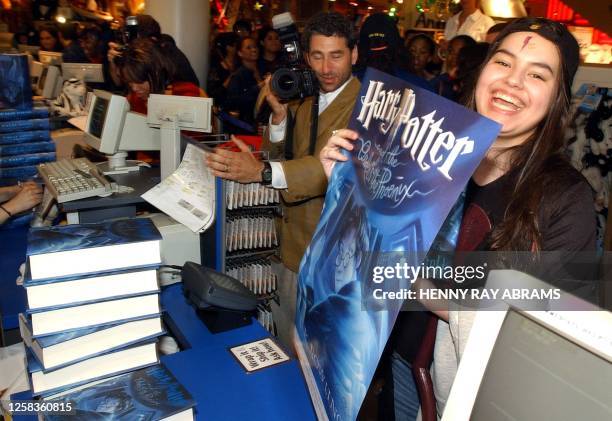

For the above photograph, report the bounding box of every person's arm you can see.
[0,182,43,224]
[107,42,123,87]
[0,185,20,202]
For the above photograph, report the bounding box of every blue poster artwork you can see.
[294,67,501,421]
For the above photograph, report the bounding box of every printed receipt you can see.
[142,143,215,233]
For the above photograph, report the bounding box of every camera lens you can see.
[271,68,299,100]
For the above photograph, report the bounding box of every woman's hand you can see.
[319,129,359,179]
[3,181,43,215]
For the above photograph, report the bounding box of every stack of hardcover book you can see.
[0,107,55,182]
[18,218,166,398]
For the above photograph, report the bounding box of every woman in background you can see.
[38,24,62,52]
[113,37,202,162]
[225,36,262,132]
[115,37,201,114]
[207,32,239,109]
[406,34,437,81]
[430,34,476,101]
[257,26,281,77]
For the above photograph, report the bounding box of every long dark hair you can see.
[463,19,574,252]
[115,38,176,94]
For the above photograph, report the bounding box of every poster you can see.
[294,68,501,421]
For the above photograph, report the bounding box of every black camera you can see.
[112,16,139,51]
[270,13,317,101]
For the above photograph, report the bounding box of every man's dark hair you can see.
[135,14,162,39]
[302,12,356,52]
[58,23,78,41]
[233,19,252,35]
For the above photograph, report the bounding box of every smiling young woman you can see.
[318,17,597,418]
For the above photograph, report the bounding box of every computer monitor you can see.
[442,270,611,421]
[0,32,14,50]
[61,63,104,83]
[30,60,43,87]
[84,90,129,154]
[18,44,40,56]
[84,90,160,174]
[38,50,62,66]
[37,65,62,99]
[146,94,213,179]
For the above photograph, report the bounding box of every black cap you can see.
[493,18,580,93]
[359,13,400,54]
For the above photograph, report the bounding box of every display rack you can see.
[200,177,281,334]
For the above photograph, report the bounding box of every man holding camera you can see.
[207,12,360,349]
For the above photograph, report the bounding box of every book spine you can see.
[0,141,55,156]
[0,118,51,134]
[0,152,56,168]
[25,288,160,314]
[0,108,49,122]
[0,130,52,145]
[40,329,165,373]
[0,165,38,180]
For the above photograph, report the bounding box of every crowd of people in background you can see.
[204,3,499,135]
[4,0,503,139]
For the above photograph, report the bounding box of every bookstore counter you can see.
[11,284,316,420]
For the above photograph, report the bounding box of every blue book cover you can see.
[28,218,161,257]
[0,151,55,167]
[0,164,38,180]
[0,140,55,156]
[0,130,52,145]
[0,107,49,121]
[0,117,50,133]
[42,364,196,421]
[0,54,32,110]
[294,68,501,421]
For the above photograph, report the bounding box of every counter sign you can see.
[229,338,290,373]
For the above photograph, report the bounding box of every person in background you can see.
[0,182,42,225]
[430,34,476,100]
[114,37,200,114]
[12,25,36,47]
[58,22,88,63]
[207,31,239,109]
[406,34,437,81]
[453,41,489,102]
[443,0,494,43]
[38,24,62,52]
[107,14,199,89]
[485,22,508,43]
[225,36,262,133]
[79,26,105,64]
[355,13,433,93]
[207,12,361,351]
[233,19,253,39]
[257,26,281,77]
[113,37,202,163]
